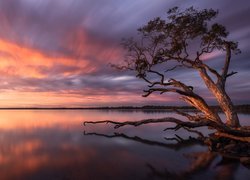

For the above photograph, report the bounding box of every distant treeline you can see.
[90,105,250,113]
[233,105,250,113]
[0,105,250,113]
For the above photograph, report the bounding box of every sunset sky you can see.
[0,0,249,107]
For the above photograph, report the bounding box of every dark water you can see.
[0,110,249,180]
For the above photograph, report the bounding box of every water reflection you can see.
[85,131,250,180]
[84,131,204,151]
[0,110,249,179]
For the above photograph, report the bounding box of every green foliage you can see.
[122,7,240,79]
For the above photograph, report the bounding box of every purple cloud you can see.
[0,0,249,107]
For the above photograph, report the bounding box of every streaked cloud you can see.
[0,0,249,107]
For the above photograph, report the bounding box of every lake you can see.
[0,110,249,179]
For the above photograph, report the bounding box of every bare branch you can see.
[148,81,172,88]
[148,70,165,84]
[202,63,221,80]
[163,120,211,131]
[226,71,238,78]
[169,78,193,92]
[182,127,205,139]
[165,64,183,72]
[84,120,122,127]
[221,42,231,80]
[84,117,186,129]
[84,115,250,138]
[180,96,222,123]
[142,88,189,97]
[141,76,153,85]
[173,108,205,122]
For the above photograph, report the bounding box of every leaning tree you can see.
[85,7,250,142]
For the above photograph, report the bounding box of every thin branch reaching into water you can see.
[83,131,204,151]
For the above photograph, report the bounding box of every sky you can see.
[0,0,249,107]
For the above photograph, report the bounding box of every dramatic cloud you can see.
[0,0,249,107]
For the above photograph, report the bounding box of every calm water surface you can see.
[0,110,249,180]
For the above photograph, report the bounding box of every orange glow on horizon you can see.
[0,38,92,78]
[0,90,172,108]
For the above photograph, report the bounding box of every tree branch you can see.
[148,69,165,84]
[142,88,189,97]
[165,64,183,72]
[84,117,187,129]
[169,78,194,92]
[202,63,221,80]
[226,71,238,78]
[221,42,231,79]
[84,117,250,138]
[219,42,234,89]
[173,108,205,122]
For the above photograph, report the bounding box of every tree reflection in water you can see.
[84,131,249,180]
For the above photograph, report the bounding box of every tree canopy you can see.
[118,7,242,128]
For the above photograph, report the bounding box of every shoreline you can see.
[0,105,249,113]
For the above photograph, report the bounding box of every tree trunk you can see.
[181,96,221,123]
[214,87,239,127]
[199,69,240,127]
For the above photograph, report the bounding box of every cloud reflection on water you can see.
[0,110,249,179]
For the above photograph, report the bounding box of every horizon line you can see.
[0,104,249,110]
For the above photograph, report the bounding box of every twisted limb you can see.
[84,116,250,141]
